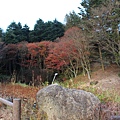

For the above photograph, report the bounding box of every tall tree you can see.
[51,19,65,41]
[33,18,64,42]
[4,22,23,44]
[79,0,120,67]
[64,11,81,30]
[45,40,79,78]
[78,0,107,18]
[22,24,30,42]
[33,19,45,42]
[0,28,3,42]
[4,22,18,44]
[0,44,18,75]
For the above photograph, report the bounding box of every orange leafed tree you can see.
[17,41,53,84]
[26,43,39,68]
[45,40,80,78]
[25,41,52,69]
[37,41,53,69]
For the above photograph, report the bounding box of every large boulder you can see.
[37,84,100,120]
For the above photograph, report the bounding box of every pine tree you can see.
[79,0,120,66]
[64,11,81,30]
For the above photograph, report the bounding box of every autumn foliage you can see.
[0,26,91,84]
[45,40,76,70]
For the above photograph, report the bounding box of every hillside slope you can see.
[76,64,120,93]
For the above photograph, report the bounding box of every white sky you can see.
[0,0,81,31]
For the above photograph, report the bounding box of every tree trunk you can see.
[98,46,105,71]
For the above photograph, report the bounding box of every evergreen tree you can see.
[79,0,120,66]
[33,19,64,42]
[52,19,64,41]
[0,28,3,42]
[3,22,30,44]
[22,24,30,42]
[78,0,107,18]
[4,22,22,44]
[43,19,64,41]
[64,11,81,30]
[34,19,45,42]
[29,30,36,42]
[41,21,53,40]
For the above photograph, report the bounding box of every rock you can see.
[37,84,100,120]
[90,81,99,85]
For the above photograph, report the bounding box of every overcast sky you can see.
[0,0,81,31]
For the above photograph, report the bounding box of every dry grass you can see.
[0,64,120,119]
[0,83,41,120]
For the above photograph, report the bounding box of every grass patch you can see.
[15,82,29,87]
[52,77,120,104]
[81,85,120,103]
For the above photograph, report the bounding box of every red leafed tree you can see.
[37,41,53,69]
[18,41,52,69]
[26,43,39,68]
[38,41,52,56]
[27,41,52,67]
[26,41,53,85]
[17,41,52,84]
[45,40,80,78]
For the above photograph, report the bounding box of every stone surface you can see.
[37,84,100,120]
